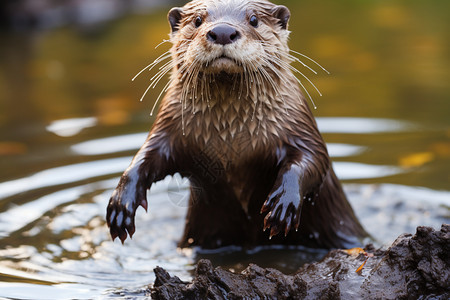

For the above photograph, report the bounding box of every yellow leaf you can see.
[399,152,434,168]
[356,258,369,274]
[342,247,365,256]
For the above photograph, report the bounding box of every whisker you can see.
[155,39,170,49]
[149,60,172,81]
[285,53,317,74]
[139,82,153,102]
[150,78,173,116]
[252,69,264,120]
[259,41,305,70]
[259,65,288,114]
[149,63,173,89]
[270,55,323,97]
[132,51,171,81]
[293,68,322,97]
[293,76,316,109]
[290,50,330,74]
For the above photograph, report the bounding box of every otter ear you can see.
[168,7,183,33]
[272,5,290,30]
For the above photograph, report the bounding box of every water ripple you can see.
[316,117,414,134]
[0,157,131,200]
[71,133,147,156]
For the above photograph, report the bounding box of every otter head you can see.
[167,0,291,75]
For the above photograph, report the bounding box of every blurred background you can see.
[0,0,449,299]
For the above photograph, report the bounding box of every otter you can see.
[106,0,367,249]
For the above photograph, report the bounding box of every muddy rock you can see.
[150,224,449,299]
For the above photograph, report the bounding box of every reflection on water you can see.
[0,158,131,200]
[0,0,449,298]
[316,117,413,134]
[72,132,148,155]
[46,117,98,137]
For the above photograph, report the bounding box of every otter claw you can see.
[262,179,303,239]
[127,222,136,238]
[140,199,148,212]
[110,230,118,241]
[263,212,272,232]
[284,217,292,237]
[270,226,280,239]
[119,231,127,244]
[106,174,148,244]
[107,202,138,243]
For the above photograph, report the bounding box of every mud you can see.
[150,224,449,299]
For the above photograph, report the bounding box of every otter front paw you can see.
[260,182,302,238]
[260,164,309,238]
[106,174,148,243]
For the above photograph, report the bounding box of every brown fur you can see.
[106,0,367,249]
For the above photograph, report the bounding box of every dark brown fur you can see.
[106,0,367,249]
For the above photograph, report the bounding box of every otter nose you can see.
[207,25,240,45]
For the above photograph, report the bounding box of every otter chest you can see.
[183,105,280,207]
[184,101,279,165]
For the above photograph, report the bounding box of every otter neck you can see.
[177,71,286,116]
[176,71,293,149]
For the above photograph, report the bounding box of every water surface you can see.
[0,0,449,298]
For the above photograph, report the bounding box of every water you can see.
[0,0,449,298]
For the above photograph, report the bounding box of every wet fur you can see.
[107,0,367,249]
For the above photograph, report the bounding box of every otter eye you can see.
[195,16,203,28]
[249,15,258,27]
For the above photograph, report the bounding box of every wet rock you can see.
[150,224,450,299]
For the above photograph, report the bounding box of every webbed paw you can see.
[106,174,148,243]
[260,164,308,239]
[260,183,302,238]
